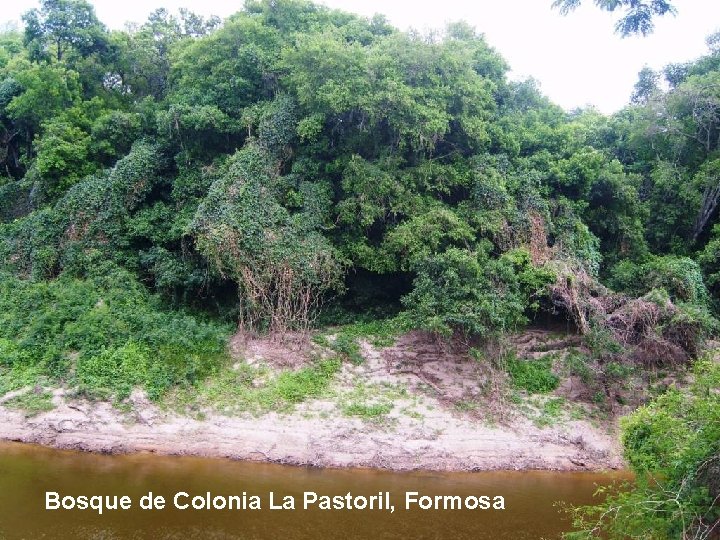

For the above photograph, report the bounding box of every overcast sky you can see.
[3,0,719,114]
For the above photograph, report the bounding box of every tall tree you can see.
[22,0,108,62]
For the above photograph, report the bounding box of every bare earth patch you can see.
[0,330,624,472]
[229,330,321,369]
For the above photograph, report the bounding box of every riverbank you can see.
[0,393,622,471]
[0,329,625,471]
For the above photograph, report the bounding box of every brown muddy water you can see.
[0,441,628,540]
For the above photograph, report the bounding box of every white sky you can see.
[2,0,719,114]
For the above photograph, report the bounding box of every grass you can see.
[313,316,411,358]
[342,401,392,418]
[538,397,566,426]
[454,400,480,412]
[0,268,231,403]
[328,333,364,365]
[3,390,55,416]
[0,365,48,397]
[521,395,567,427]
[167,357,341,416]
[561,349,594,384]
[336,380,408,422]
[506,352,560,394]
[335,317,411,347]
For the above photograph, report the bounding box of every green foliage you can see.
[189,143,344,332]
[698,223,720,298]
[382,206,475,271]
[552,200,603,276]
[331,317,411,347]
[402,247,553,339]
[329,333,364,365]
[2,390,55,416]
[274,358,340,403]
[0,267,229,401]
[565,361,720,539]
[342,401,392,418]
[0,0,718,458]
[22,0,108,62]
[33,119,94,195]
[4,59,82,134]
[506,354,560,394]
[553,0,676,37]
[169,357,341,415]
[609,256,710,306]
[401,248,521,338]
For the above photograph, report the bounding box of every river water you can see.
[0,442,627,539]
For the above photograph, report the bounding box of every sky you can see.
[2,0,719,114]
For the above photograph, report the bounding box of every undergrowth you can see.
[2,390,55,416]
[312,316,411,365]
[506,352,560,394]
[0,267,230,402]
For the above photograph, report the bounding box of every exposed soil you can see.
[229,330,321,369]
[0,329,625,472]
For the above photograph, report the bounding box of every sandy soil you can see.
[0,330,625,471]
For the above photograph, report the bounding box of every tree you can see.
[630,66,660,105]
[189,143,344,333]
[401,247,553,339]
[22,0,108,62]
[552,0,677,37]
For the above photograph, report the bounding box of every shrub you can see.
[190,143,345,333]
[402,246,553,339]
[608,256,710,306]
[565,361,720,539]
[0,266,230,401]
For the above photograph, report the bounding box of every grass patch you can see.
[338,317,411,347]
[0,365,48,397]
[336,380,405,421]
[3,390,55,416]
[329,333,364,365]
[274,359,341,403]
[506,353,560,394]
[561,348,594,384]
[342,401,392,418]
[312,316,411,365]
[454,400,480,412]
[538,396,565,426]
[522,395,567,427]
[168,357,341,416]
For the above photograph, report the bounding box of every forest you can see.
[0,0,718,537]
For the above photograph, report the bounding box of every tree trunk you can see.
[692,179,720,243]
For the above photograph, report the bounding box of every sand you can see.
[0,330,624,471]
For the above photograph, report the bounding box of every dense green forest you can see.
[0,0,718,537]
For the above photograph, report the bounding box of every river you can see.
[0,441,628,539]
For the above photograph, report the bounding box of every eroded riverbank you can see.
[0,397,622,471]
[0,329,628,471]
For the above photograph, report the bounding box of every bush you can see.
[402,246,553,339]
[0,266,230,401]
[608,256,710,306]
[190,143,345,333]
[565,361,720,539]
